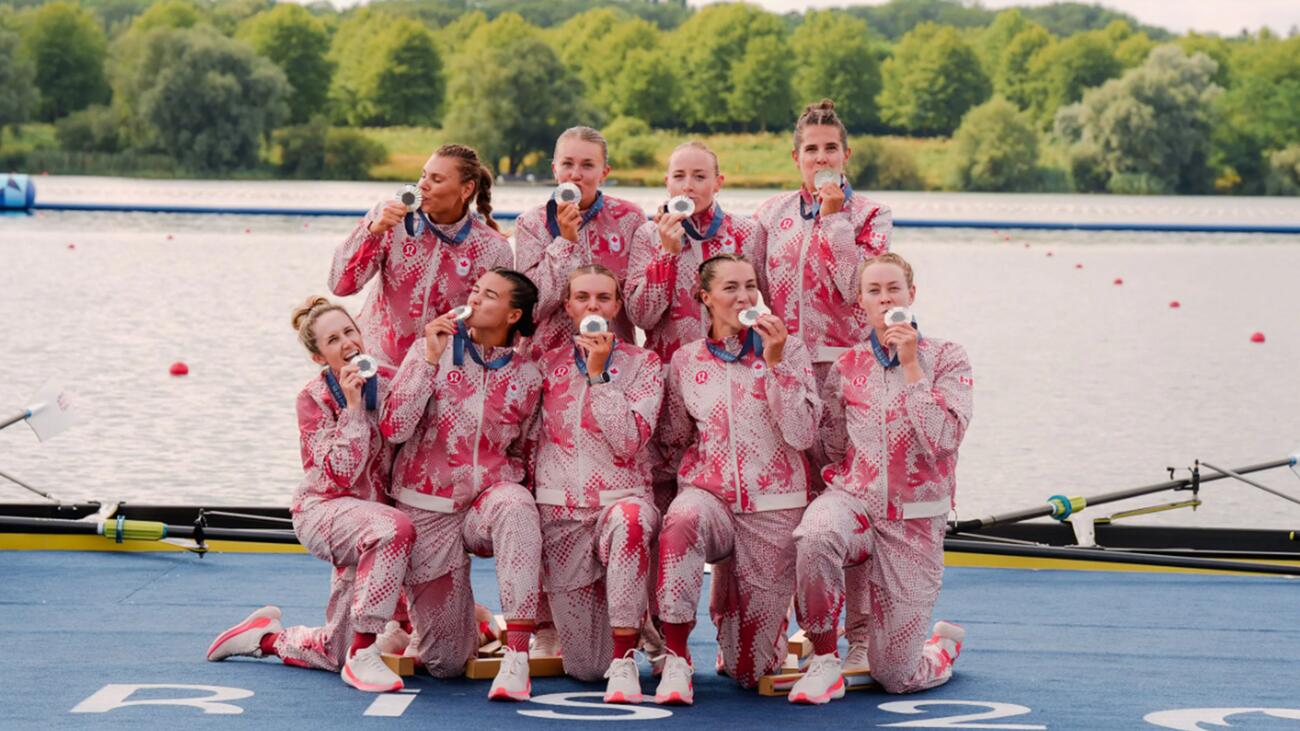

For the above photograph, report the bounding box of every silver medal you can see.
[398,184,422,213]
[554,182,582,205]
[814,168,842,190]
[884,306,912,327]
[667,195,695,217]
[579,314,608,335]
[450,305,473,321]
[350,353,379,379]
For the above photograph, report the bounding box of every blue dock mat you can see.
[1,550,1298,729]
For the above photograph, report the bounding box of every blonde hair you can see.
[291,296,355,355]
[793,98,848,151]
[435,143,500,232]
[860,252,915,288]
[554,126,608,165]
[669,140,720,176]
[564,263,622,302]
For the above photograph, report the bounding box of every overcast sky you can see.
[692,0,1300,36]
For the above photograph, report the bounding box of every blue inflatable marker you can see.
[1,174,36,212]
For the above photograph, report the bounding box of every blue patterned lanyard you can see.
[324,369,378,411]
[545,191,605,237]
[452,322,514,370]
[405,210,473,245]
[681,202,725,241]
[573,339,617,379]
[799,181,855,221]
[867,324,921,369]
[706,329,763,363]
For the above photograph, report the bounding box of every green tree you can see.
[442,34,589,175]
[791,11,881,131]
[551,10,660,119]
[237,4,333,123]
[329,11,444,126]
[116,27,288,172]
[19,2,110,121]
[950,96,1039,190]
[996,24,1053,109]
[276,116,387,180]
[1211,35,1300,193]
[666,4,788,129]
[0,29,39,143]
[975,9,1029,77]
[1177,32,1231,87]
[129,0,204,32]
[728,35,793,132]
[1023,30,1122,126]
[608,46,680,128]
[847,0,991,41]
[1057,46,1220,194]
[1265,144,1300,195]
[878,22,990,136]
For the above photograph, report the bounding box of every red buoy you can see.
[1169,300,1181,308]
[1023,243,1030,249]
[244,228,251,234]
[169,362,189,376]
[166,234,173,240]
[66,243,76,250]
[1075,263,1084,269]
[1113,278,1124,285]
[1046,251,1054,257]
[1250,332,1266,343]
[1004,235,1010,241]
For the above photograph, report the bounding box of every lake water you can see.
[3,180,1300,530]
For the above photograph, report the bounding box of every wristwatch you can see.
[587,372,609,386]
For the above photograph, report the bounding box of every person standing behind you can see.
[330,144,512,367]
[515,126,646,360]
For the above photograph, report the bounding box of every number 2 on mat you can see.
[878,701,1047,729]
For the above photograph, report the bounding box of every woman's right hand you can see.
[655,209,686,255]
[338,363,366,411]
[424,312,459,365]
[556,201,582,242]
[367,200,408,235]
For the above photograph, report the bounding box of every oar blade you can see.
[25,381,77,442]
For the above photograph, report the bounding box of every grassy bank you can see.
[361,127,955,190]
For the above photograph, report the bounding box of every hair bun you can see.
[813,98,835,112]
[291,295,332,332]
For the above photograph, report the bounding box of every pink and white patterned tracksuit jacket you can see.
[379,338,544,677]
[794,338,973,693]
[656,334,822,687]
[624,209,769,364]
[279,367,414,672]
[330,205,513,367]
[513,196,646,360]
[753,190,892,365]
[532,341,665,680]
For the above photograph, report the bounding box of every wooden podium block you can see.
[381,653,415,677]
[465,654,565,680]
[787,630,813,659]
[477,640,503,657]
[757,669,875,696]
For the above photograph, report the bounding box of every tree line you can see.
[1,0,1297,195]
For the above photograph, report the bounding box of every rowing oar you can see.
[0,515,299,545]
[949,456,1297,534]
[943,538,1300,577]
[1,381,77,442]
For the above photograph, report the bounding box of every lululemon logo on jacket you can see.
[447,370,463,384]
[853,374,867,387]
[403,242,418,257]
[694,370,709,384]
[779,217,794,230]
[554,365,570,379]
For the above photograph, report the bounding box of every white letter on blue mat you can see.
[519,692,672,721]
[70,684,253,715]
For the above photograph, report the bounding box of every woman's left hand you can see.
[575,332,614,378]
[884,323,919,367]
[752,314,788,368]
[818,179,845,215]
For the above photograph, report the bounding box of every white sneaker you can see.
[530,625,561,656]
[926,621,966,674]
[788,653,845,705]
[843,642,870,672]
[653,655,694,705]
[603,655,642,704]
[206,606,282,661]
[488,647,531,701]
[377,621,410,656]
[341,643,404,693]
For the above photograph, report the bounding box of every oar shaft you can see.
[0,469,59,502]
[0,515,299,544]
[0,410,31,431]
[943,538,1300,577]
[951,457,1296,533]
